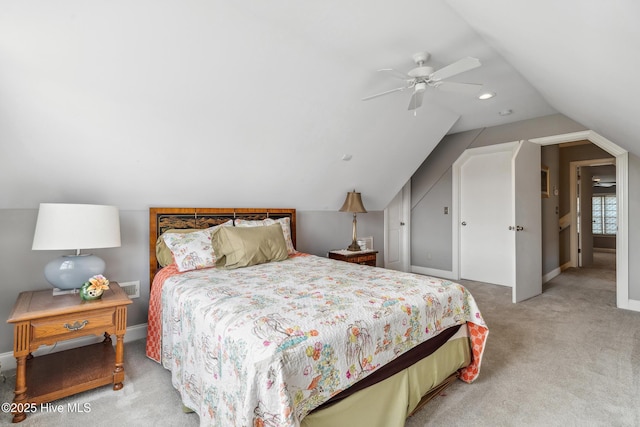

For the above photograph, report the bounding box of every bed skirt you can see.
[301,327,471,427]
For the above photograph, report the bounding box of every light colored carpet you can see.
[2,252,639,426]
[406,251,640,427]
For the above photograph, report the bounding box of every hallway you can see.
[547,249,617,307]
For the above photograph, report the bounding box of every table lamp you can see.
[339,190,367,251]
[32,203,121,290]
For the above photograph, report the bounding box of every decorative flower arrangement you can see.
[80,274,110,301]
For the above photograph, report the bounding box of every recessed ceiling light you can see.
[499,109,513,116]
[478,92,496,100]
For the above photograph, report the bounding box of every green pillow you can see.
[212,223,289,269]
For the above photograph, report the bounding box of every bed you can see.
[146,207,488,427]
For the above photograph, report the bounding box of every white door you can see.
[513,140,542,302]
[460,149,514,286]
[384,182,410,271]
[456,141,542,302]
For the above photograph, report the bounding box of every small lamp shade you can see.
[339,191,367,251]
[32,203,121,250]
[32,203,121,289]
[339,191,367,214]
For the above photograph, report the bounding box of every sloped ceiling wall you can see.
[0,1,558,211]
[448,0,640,152]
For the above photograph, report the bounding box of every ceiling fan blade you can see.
[362,87,406,101]
[434,81,483,95]
[377,68,410,80]
[430,57,481,81]
[407,91,424,110]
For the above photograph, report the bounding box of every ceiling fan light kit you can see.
[362,51,483,111]
[415,82,427,93]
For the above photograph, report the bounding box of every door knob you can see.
[461,221,467,226]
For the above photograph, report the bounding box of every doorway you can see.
[565,160,618,300]
[570,160,616,269]
[561,158,617,268]
[531,130,630,310]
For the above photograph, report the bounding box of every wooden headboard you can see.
[149,207,296,286]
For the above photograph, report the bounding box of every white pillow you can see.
[162,224,224,272]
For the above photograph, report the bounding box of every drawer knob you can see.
[63,320,89,331]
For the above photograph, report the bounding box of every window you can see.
[592,195,616,235]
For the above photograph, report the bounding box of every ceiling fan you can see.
[592,177,616,188]
[362,52,483,110]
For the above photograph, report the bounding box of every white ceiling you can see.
[1,0,634,211]
[448,0,640,152]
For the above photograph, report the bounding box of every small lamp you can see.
[339,190,367,251]
[32,203,121,290]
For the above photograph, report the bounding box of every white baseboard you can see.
[410,265,456,280]
[542,267,562,284]
[594,248,616,253]
[0,323,148,374]
[560,261,573,271]
[626,299,640,312]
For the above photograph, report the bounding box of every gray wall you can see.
[411,171,453,270]
[0,209,383,355]
[468,114,586,149]
[628,153,640,300]
[296,211,384,263]
[541,145,560,275]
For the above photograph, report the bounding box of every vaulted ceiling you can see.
[0,1,635,211]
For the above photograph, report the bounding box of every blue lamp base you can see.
[43,254,106,290]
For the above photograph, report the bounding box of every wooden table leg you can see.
[113,333,124,390]
[12,355,27,423]
[113,306,127,390]
[12,321,30,423]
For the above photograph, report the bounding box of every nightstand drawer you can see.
[31,308,115,341]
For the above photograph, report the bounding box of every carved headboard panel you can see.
[149,207,296,286]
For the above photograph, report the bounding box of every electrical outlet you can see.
[119,281,140,299]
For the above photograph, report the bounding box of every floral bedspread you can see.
[147,254,488,427]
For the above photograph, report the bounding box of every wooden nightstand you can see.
[328,249,378,266]
[6,283,132,423]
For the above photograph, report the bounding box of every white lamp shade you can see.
[32,203,121,251]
